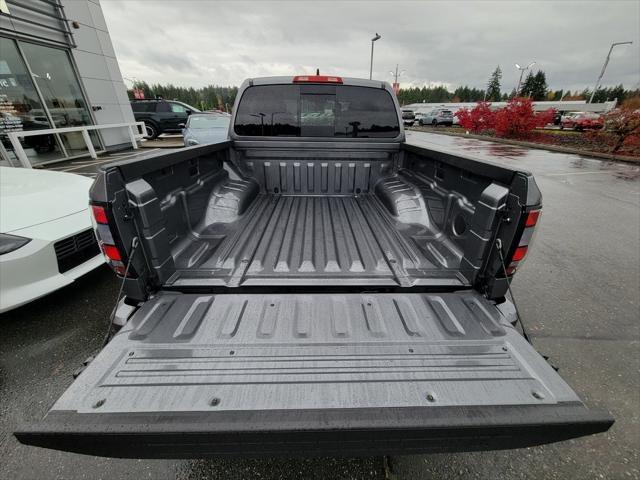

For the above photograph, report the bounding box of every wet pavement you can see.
[1,131,638,479]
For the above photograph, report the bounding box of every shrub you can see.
[622,95,640,110]
[456,102,494,133]
[534,108,557,128]
[493,97,555,138]
[603,106,640,152]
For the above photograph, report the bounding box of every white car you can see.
[0,167,104,313]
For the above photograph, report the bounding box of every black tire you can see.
[144,122,159,139]
[559,125,564,130]
[432,119,438,126]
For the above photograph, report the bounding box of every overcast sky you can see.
[101,0,640,92]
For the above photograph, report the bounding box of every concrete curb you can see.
[410,127,640,164]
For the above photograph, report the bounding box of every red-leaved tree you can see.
[493,97,555,138]
[456,102,495,133]
[603,106,640,152]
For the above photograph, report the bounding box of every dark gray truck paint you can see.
[15,77,612,457]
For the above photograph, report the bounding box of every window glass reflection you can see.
[20,41,99,158]
[0,38,62,166]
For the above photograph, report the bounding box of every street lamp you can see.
[515,61,536,95]
[369,33,381,80]
[589,41,633,103]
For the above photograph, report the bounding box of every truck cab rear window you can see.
[234,84,400,138]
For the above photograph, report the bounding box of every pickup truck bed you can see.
[120,140,507,290]
[15,76,613,458]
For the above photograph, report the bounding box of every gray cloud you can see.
[101,0,640,91]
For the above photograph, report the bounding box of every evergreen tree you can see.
[520,71,535,97]
[530,71,548,101]
[486,66,502,101]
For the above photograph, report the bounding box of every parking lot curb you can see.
[410,127,640,164]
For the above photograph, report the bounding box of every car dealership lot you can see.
[1,131,638,479]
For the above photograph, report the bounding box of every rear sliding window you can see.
[234,84,400,138]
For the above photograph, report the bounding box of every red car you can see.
[560,112,604,131]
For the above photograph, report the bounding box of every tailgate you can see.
[15,291,613,458]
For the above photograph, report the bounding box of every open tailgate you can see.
[15,292,613,458]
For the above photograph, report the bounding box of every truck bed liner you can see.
[169,193,464,287]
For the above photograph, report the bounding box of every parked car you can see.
[401,109,415,126]
[414,112,425,124]
[181,112,231,146]
[131,99,201,139]
[420,108,454,126]
[560,112,603,131]
[0,167,104,313]
[18,75,613,458]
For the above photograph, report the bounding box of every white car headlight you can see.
[186,138,199,146]
[0,233,31,255]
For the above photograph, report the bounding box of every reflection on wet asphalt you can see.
[1,132,638,480]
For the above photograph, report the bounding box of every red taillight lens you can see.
[101,244,122,261]
[512,246,528,262]
[293,75,343,84]
[525,210,541,227]
[92,205,108,224]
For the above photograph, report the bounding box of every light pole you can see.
[369,33,381,80]
[515,62,536,96]
[589,41,633,103]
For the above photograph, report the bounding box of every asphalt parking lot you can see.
[1,131,638,479]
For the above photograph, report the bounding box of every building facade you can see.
[0,0,134,167]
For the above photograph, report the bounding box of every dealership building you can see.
[0,0,136,167]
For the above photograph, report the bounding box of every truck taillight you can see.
[91,205,108,225]
[512,246,528,262]
[504,208,541,276]
[525,209,541,227]
[101,243,122,261]
[90,202,137,278]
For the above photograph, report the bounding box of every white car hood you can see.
[0,167,93,233]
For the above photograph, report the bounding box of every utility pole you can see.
[369,33,381,80]
[389,64,405,95]
[589,41,632,103]
[391,64,402,84]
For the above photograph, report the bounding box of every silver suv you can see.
[419,108,454,126]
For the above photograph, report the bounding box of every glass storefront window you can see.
[20,41,100,159]
[0,37,62,166]
[0,37,100,166]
